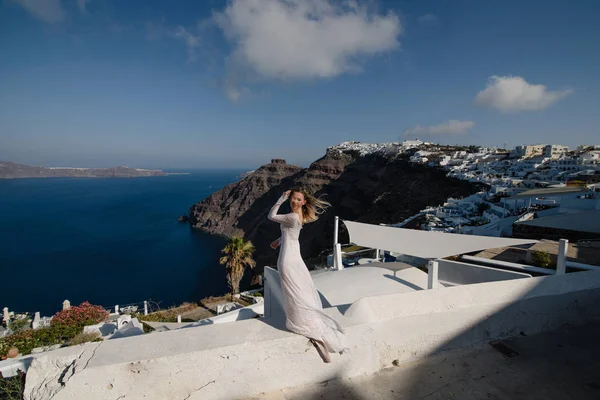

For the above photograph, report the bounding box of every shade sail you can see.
[342,220,537,259]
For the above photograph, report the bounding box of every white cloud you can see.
[212,0,401,100]
[418,13,437,25]
[12,0,65,23]
[474,76,573,113]
[403,120,475,137]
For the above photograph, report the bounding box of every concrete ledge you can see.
[23,271,600,400]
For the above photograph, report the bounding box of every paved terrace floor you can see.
[250,320,600,400]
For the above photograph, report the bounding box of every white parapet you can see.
[21,270,600,400]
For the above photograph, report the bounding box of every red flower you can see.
[50,302,108,329]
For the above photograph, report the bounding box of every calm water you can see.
[0,170,244,316]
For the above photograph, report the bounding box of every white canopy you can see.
[342,220,537,259]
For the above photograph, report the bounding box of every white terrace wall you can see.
[24,270,600,400]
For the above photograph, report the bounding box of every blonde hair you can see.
[290,188,331,224]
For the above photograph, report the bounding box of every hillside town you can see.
[329,140,600,238]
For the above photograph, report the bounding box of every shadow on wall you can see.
[399,275,600,399]
[259,269,600,399]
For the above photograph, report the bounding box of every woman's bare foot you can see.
[311,339,332,363]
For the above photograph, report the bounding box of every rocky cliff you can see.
[190,144,485,271]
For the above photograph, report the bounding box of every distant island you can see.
[0,161,179,179]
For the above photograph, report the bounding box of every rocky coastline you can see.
[0,161,169,179]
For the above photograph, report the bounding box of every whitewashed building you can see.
[543,144,569,159]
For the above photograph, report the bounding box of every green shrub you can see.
[141,322,155,334]
[136,302,198,323]
[137,314,194,323]
[67,332,101,346]
[7,318,30,333]
[0,325,80,359]
[0,370,26,400]
[531,250,552,268]
[0,302,107,358]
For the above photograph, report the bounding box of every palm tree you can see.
[219,236,256,299]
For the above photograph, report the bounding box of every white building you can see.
[554,158,579,171]
[543,144,569,159]
[512,144,545,158]
[581,151,600,164]
[402,139,424,148]
[577,145,600,151]
[409,150,432,163]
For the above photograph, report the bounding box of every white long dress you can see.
[268,194,346,354]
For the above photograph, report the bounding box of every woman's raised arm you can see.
[268,192,297,227]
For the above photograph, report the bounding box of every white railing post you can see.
[427,260,439,289]
[32,312,40,330]
[335,243,343,271]
[115,305,119,314]
[263,268,271,319]
[333,216,339,249]
[556,238,568,275]
[177,315,182,323]
[333,216,341,270]
[143,301,148,316]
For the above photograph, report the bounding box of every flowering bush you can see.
[51,302,108,329]
[0,302,106,358]
[0,325,80,359]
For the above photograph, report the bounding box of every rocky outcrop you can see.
[189,148,484,270]
[0,162,168,179]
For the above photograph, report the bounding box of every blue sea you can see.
[0,170,244,316]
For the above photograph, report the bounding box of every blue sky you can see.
[0,0,598,169]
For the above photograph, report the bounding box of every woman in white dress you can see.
[268,189,346,363]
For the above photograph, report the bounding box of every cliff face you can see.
[189,149,483,270]
[189,159,305,237]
